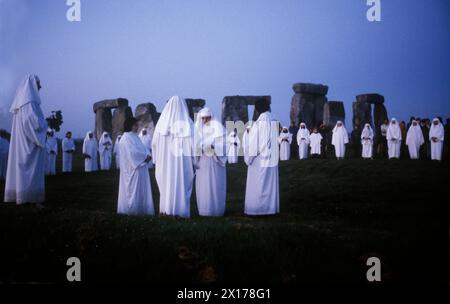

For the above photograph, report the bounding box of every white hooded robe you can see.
[332,121,349,159]
[139,129,153,169]
[113,135,122,170]
[62,137,75,172]
[98,132,112,170]
[429,118,444,161]
[361,124,374,159]
[4,75,47,204]
[309,132,323,155]
[82,132,98,172]
[297,123,310,159]
[227,131,240,164]
[387,118,402,159]
[278,128,292,161]
[406,122,424,160]
[45,133,58,175]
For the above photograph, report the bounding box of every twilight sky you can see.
[0,0,449,137]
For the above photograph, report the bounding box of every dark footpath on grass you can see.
[0,145,448,284]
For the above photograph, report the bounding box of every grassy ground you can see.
[0,143,448,284]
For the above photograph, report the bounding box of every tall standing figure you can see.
[194,107,227,217]
[227,129,240,164]
[113,135,122,170]
[429,118,444,161]
[297,123,310,159]
[361,124,374,159]
[244,99,280,215]
[45,129,58,176]
[139,128,153,169]
[152,96,196,218]
[332,121,349,160]
[387,118,402,159]
[62,131,75,172]
[4,75,47,205]
[278,127,292,161]
[99,132,112,170]
[406,120,424,160]
[82,131,98,172]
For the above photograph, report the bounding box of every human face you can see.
[202,116,211,124]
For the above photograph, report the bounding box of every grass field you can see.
[0,143,448,284]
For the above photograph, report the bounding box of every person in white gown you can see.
[429,118,444,161]
[45,129,58,176]
[278,127,292,161]
[113,135,122,170]
[244,99,279,215]
[151,96,196,218]
[139,128,153,169]
[4,75,47,205]
[98,132,112,170]
[387,118,402,159]
[242,125,252,165]
[82,131,98,172]
[297,122,310,159]
[332,121,349,160]
[62,131,75,173]
[406,120,424,160]
[309,128,323,157]
[194,107,227,216]
[227,129,240,164]
[361,123,374,159]
[117,117,154,216]
[0,133,10,180]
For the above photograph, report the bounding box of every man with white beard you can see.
[117,117,154,216]
[139,128,153,169]
[429,118,444,161]
[4,75,47,206]
[387,118,402,159]
[194,107,227,217]
[361,123,374,160]
[82,131,98,172]
[98,132,112,170]
[244,99,279,215]
[152,96,196,218]
[113,135,122,170]
[0,132,10,180]
[45,129,58,176]
[332,121,349,160]
[296,122,310,159]
[62,131,75,173]
[406,120,424,160]
[278,127,292,161]
[227,128,240,164]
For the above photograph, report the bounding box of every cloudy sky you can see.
[0,0,449,137]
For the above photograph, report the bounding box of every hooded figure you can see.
[194,107,227,216]
[244,99,280,215]
[429,118,444,161]
[227,129,240,164]
[98,132,113,170]
[151,96,196,218]
[309,128,323,156]
[296,122,310,159]
[361,123,374,159]
[0,135,9,180]
[62,132,75,172]
[82,131,98,172]
[139,128,153,169]
[113,135,122,170]
[406,120,424,160]
[278,127,292,161]
[387,118,402,159]
[4,75,47,205]
[117,118,154,215]
[332,121,349,160]
[45,129,58,175]
[242,124,252,165]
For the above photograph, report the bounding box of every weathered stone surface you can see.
[135,103,159,135]
[185,98,205,121]
[352,100,372,134]
[356,94,384,104]
[323,101,345,128]
[251,96,272,121]
[373,103,388,140]
[93,98,128,113]
[221,96,271,124]
[112,106,133,141]
[95,108,112,140]
[293,83,328,95]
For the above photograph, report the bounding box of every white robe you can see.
[242,128,251,165]
[117,132,154,215]
[152,96,195,218]
[194,110,227,216]
[98,132,112,170]
[332,124,349,159]
[45,134,58,176]
[0,137,9,180]
[82,133,98,172]
[227,132,240,164]
[4,75,47,204]
[62,138,75,172]
[244,112,280,215]
[406,124,424,160]
[278,132,292,161]
[297,127,310,159]
[429,120,444,161]
[139,131,154,169]
[113,137,121,170]
[386,120,402,159]
[361,126,374,159]
[309,133,322,155]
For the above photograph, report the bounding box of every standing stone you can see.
[290,83,328,128]
[93,98,129,141]
[352,101,372,132]
[221,95,271,125]
[135,103,159,136]
[323,101,345,128]
[112,106,133,141]
[185,99,205,121]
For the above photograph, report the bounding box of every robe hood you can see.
[10,75,41,113]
